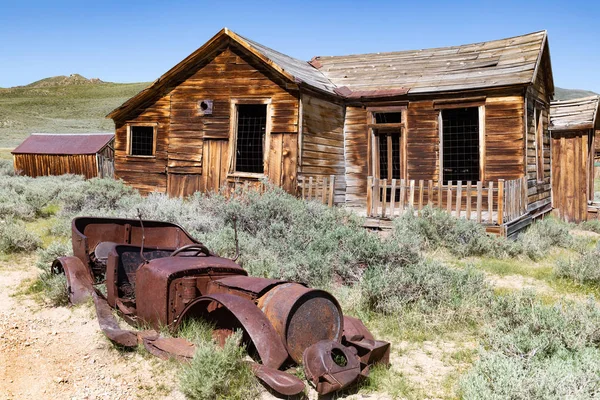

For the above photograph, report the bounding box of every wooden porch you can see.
[363,177,529,236]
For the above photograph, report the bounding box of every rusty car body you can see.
[53,216,390,395]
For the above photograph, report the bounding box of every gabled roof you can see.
[313,31,551,95]
[107,28,333,120]
[108,29,554,120]
[550,96,600,131]
[12,133,114,155]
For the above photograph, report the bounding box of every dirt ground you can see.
[0,255,464,400]
[0,256,184,400]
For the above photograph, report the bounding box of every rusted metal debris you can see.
[53,217,391,396]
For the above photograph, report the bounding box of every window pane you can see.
[130,126,154,156]
[236,104,267,173]
[442,107,479,183]
[374,112,402,124]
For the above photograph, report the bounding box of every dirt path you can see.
[0,257,184,400]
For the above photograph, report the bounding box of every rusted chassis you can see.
[54,217,390,396]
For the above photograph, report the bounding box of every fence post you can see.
[456,181,462,218]
[476,181,483,223]
[308,177,313,200]
[428,180,434,206]
[409,180,415,210]
[381,179,388,218]
[400,179,406,213]
[301,176,306,199]
[390,179,397,217]
[321,176,328,204]
[498,179,505,225]
[466,181,472,220]
[367,177,373,217]
[328,175,335,207]
[446,182,452,213]
[373,178,380,217]
[488,181,494,224]
[418,179,424,215]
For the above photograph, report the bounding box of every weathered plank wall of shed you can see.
[343,107,369,205]
[300,94,345,203]
[552,130,589,222]
[13,154,98,179]
[114,94,171,194]
[525,58,553,213]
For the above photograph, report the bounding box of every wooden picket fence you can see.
[298,175,336,207]
[366,176,528,225]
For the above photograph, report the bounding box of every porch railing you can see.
[297,175,336,207]
[366,176,528,225]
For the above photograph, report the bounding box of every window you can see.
[441,107,480,183]
[234,104,267,174]
[535,108,545,182]
[128,125,155,156]
[370,111,404,181]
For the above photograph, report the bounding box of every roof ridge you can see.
[313,30,547,60]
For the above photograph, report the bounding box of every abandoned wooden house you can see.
[108,28,556,235]
[12,133,115,179]
[549,96,600,223]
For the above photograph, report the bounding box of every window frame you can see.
[227,98,272,178]
[126,123,157,158]
[437,104,486,185]
[367,106,407,181]
[534,107,546,183]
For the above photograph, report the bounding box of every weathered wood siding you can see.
[114,45,299,196]
[552,130,590,222]
[343,107,369,205]
[13,154,99,179]
[406,101,439,182]
[300,94,345,203]
[525,58,552,213]
[114,94,170,194]
[485,95,525,181]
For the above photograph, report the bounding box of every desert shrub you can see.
[199,186,420,287]
[0,219,42,253]
[461,292,600,399]
[35,240,72,270]
[460,348,600,399]
[485,292,600,359]
[579,219,600,234]
[555,248,600,285]
[0,159,15,176]
[58,177,137,215]
[519,217,573,260]
[361,260,490,315]
[393,207,521,259]
[179,331,260,400]
[30,272,69,307]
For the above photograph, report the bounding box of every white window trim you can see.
[227,98,272,178]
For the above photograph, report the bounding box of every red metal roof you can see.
[12,133,114,155]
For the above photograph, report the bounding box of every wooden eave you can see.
[107,28,319,121]
[530,32,555,98]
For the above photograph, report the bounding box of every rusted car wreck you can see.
[52,217,390,396]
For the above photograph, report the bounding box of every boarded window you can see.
[235,104,267,173]
[442,107,480,183]
[130,126,155,156]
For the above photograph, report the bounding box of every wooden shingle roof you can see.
[12,133,114,155]
[313,31,550,95]
[108,29,553,120]
[550,96,600,131]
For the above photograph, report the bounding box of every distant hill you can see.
[0,75,149,148]
[555,87,599,101]
[24,74,104,88]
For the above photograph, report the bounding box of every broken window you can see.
[129,126,155,156]
[235,104,267,174]
[441,107,480,183]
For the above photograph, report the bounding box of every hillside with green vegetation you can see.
[555,87,599,100]
[0,75,149,148]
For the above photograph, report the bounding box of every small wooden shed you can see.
[549,96,600,222]
[12,133,115,179]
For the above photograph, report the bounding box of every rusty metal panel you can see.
[12,133,114,155]
[303,340,362,395]
[258,283,343,363]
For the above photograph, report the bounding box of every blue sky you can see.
[1,0,599,92]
